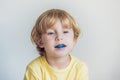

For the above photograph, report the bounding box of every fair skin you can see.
[40,20,76,69]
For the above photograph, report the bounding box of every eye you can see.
[63,31,69,34]
[47,32,55,35]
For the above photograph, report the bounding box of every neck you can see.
[45,55,71,69]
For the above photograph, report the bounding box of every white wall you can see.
[0,0,120,80]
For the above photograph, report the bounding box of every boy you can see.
[24,9,88,80]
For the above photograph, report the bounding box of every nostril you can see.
[56,34,63,41]
[56,37,63,41]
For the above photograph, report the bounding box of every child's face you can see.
[40,20,76,58]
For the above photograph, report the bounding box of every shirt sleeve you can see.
[79,63,89,80]
[24,66,38,80]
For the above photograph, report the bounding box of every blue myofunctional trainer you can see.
[55,44,66,48]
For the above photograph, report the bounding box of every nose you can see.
[56,33,63,41]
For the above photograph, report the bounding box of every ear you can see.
[73,38,77,45]
[37,39,44,48]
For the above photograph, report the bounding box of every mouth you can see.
[55,44,66,49]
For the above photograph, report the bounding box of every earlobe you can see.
[37,39,44,48]
[73,38,77,45]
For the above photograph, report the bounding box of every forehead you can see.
[48,20,73,30]
[47,19,72,29]
[41,19,73,34]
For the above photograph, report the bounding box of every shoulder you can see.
[24,56,45,79]
[26,56,45,70]
[71,55,88,70]
[71,55,89,80]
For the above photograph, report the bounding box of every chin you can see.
[55,52,69,57]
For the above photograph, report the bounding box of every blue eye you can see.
[47,32,54,35]
[63,31,69,34]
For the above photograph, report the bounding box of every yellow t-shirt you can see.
[24,55,88,80]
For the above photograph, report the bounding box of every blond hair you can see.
[31,9,80,56]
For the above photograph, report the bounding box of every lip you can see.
[55,44,66,48]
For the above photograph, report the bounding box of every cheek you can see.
[65,33,76,44]
[67,33,74,40]
[41,36,47,47]
[42,37,54,46]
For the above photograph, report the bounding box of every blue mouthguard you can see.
[55,44,66,48]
